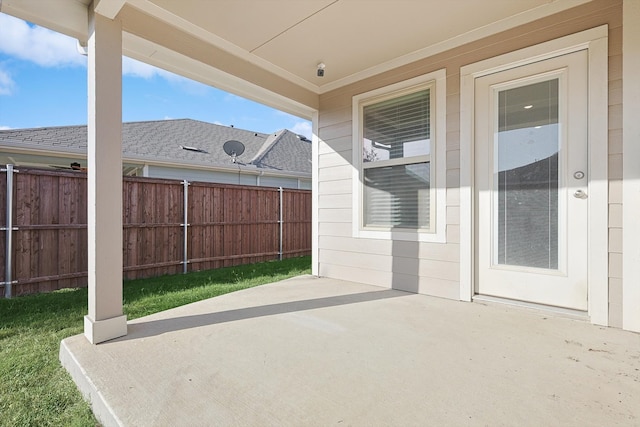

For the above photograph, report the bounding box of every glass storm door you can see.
[475,50,588,310]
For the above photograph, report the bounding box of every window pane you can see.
[364,162,430,228]
[363,89,430,163]
[495,79,559,269]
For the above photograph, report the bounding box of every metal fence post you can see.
[279,187,283,261]
[182,180,190,274]
[2,164,18,298]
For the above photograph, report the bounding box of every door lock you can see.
[573,171,585,180]
[573,189,588,199]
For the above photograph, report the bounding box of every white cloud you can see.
[0,14,85,68]
[0,67,16,95]
[122,57,210,96]
[291,121,312,139]
[272,111,313,139]
[0,125,12,130]
[122,56,173,79]
[0,15,205,88]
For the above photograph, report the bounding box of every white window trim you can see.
[351,69,447,242]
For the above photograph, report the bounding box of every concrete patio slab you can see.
[60,275,640,426]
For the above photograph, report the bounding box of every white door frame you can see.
[622,0,640,332]
[459,25,609,325]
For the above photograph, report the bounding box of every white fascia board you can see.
[0,143,86,157]
[122,33,317,120]
[0,0,89,41]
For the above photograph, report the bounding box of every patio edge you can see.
[59,336,124,427]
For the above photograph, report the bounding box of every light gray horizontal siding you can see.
[318,222,352,238]
[318,194,351,210]
[319,138,351,155]
[145,165,256,185]
[319,249,392,273]
[319,180,352,195]
[318,164,353,182]
[146,165,306,189]
[319,235,392,255]
[319,262,392,288]
[259,175,299,189]
[316,0,622,306]
[319,151,352,168]
[298,180,312,190]
[318,208,351,224]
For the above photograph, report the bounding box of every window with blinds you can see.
[361,87,433,230]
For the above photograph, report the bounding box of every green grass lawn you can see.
[0,256,311,427]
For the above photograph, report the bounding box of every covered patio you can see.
[1,0,639,423]
[61,275,640,426]
[2,0,639,347]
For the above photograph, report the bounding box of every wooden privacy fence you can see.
[0,166,311,297]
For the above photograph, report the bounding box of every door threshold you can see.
[473,295,589,320]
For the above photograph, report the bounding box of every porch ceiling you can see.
[1,0,591,117]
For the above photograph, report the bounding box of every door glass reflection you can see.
[494,79,559,269]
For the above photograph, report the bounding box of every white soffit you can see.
[0,0,91,40]
[1,0,593,96]
[138,0,592,93]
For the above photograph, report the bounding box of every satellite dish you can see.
[223,140,245,163]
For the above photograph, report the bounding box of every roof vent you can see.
[180,145,207,153]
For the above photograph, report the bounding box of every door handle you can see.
[573,189,588,199]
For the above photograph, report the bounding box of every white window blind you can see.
[362,88,432,229]
[363,89,430,155]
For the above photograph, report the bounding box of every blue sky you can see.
[0,13,312,138]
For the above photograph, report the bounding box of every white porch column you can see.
[311,111,319,276]
[84,7,127,344]
[622,0,640,333]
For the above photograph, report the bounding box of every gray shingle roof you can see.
[253,129,312,172]
[0,119,311,174]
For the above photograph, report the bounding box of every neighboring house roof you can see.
[0,119,312,175]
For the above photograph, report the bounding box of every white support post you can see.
[622,0,640,332]
[311,111,319,276]
[84,8,127,344]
